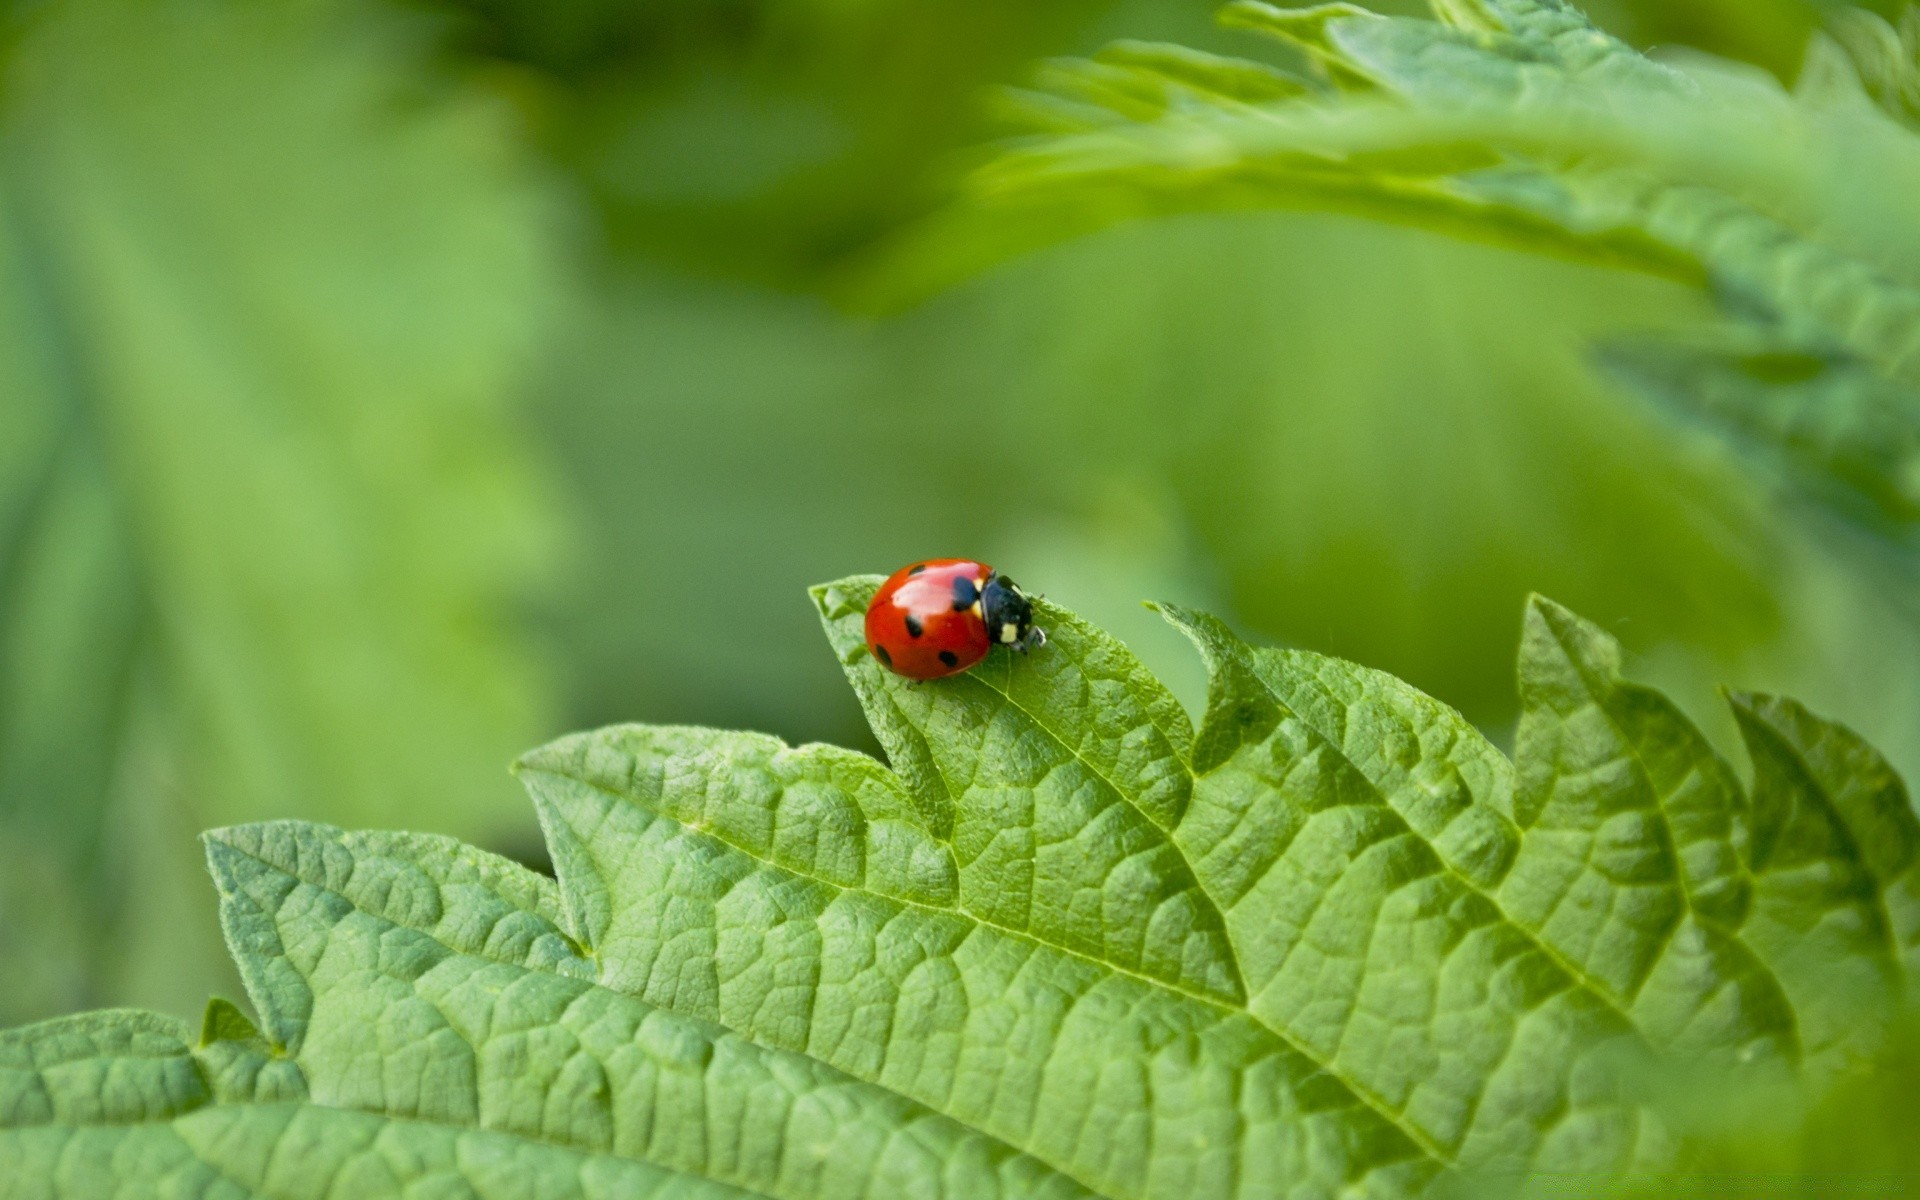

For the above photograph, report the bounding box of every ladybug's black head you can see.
[981,571,1047,652]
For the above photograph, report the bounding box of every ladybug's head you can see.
[981,571,1046,653]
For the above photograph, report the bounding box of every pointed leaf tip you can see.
[1151,598,1226,638]
[1521,591,1590,633]
[1519,593,1628,692]
[809,575,883,622]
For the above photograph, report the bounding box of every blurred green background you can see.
[1,0,1914,1028]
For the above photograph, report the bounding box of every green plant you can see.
[5,579,1913,1197]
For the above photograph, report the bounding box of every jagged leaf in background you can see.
[879,0,1920,549]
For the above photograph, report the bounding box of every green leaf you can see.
[7,584,1918,1195]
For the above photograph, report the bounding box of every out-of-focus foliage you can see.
[1598,334,1920,538]
[0,0,562,1025]
[1471,1008,1920,1197]
[911,0,1920,555]
[1611,1011,1920,1199]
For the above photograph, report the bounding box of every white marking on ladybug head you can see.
[1000,623,1020,644]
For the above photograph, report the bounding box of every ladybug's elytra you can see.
[864,559,1047,681]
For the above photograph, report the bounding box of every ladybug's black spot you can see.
[908,564,927,576]
[904,615,924,638]
[939,650,960,668]
[874,644,892,667]
[951,576,978,611]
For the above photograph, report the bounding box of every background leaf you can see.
[0,0,564,1025]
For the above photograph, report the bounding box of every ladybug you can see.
[864,559,1047,680]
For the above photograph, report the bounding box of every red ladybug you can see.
[864,559,1047,680]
